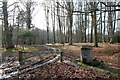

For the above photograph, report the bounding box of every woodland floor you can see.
[51,43,120,69]
[1,43,120,80]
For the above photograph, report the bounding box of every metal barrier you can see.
[18,45,62,65]
[0,45,62,79]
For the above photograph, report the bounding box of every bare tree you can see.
[51,2,56,43]
[90,2,98,47]
[57,2,64,44]
[67,1,73,45]
[26,0,32,29]
[2,1,14,48]
[44,3,49,43]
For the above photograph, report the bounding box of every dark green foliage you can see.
[6,46,15,50]
[17,30,35,45]
[18,30,33,38]
[113,31,120,43]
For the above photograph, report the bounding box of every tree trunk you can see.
[26,1,31,29]
[87,13,90,42]
[47,9,49,44]
[69,13,73,45]
[84,12,87,43]
[108,2,113,43]
[53,3,56,43]
[44,5,49,44]
[3,2,14,49]
[92,2,98,47]
[93,10,98,47]
[100,3,102,42]
[103,6,106,42]
[67,2,73,45]
[57,2,64,44]
[90,12,93,43]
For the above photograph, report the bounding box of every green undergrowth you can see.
[4,46,39,52]
[17,47,39,51]
[3,47,17,52]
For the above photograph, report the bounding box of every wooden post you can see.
[60,51,63,63]
[19,51,23,65]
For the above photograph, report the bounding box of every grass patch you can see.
[30,47,39,51]
[23,47,29,50]
[4,47,17,52]
[3,48,7,51]
[78,62,86,66]
[15,46,39,51]
[77,62,120,77]
[63,43,69,45]
[96,66,120,77]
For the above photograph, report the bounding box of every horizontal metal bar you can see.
[20,51,61,54]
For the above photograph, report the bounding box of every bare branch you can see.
[8,2,18,8]
[100,2,120,7]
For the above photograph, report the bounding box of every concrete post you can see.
[80,45,92,63]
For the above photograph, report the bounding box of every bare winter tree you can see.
[56,2,64,44]
[66,1,73,45]
[44,3,49,43]
[90,2,98,47]
[26,0,32,29]
[2,1,14,48]
[51,2,56,43]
